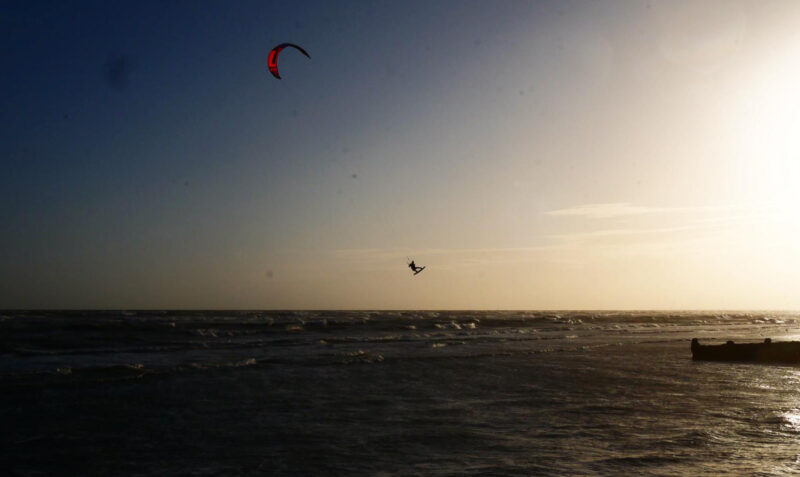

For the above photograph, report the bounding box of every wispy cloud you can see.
[320,204,778,272]
[545,202,730,219]
[546,225,699,241]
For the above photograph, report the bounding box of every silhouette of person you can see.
[408,260,424,274]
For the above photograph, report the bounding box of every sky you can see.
[2,0,800,309]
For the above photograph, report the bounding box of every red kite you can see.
[268,43,310,79]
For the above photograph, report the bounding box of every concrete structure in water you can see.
[691,338,800,363]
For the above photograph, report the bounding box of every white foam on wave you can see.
[434,321,463,330]
[234,358,257,367]
[339,349,384,363]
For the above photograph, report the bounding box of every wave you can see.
[1,356,267,386]
[2,311,798,384]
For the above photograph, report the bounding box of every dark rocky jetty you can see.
[692,338,800,363]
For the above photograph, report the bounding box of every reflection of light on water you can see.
[777,333,800,341]
[782,410,800,431]
[784,370,800,387]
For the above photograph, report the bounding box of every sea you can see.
[3,310,800,476]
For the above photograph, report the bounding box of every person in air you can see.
[408,259,425,275]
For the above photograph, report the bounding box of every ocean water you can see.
[3,311,800,476]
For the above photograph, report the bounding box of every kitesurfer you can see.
[408,260,424,275]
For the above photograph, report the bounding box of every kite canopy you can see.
[268,43,310,79]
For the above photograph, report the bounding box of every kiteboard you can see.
[414,267,426,276]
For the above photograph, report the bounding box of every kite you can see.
[268,43,310,79]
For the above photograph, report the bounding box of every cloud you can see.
[544,202,728,219]
[314,204,777,273]
[547,225,696,240]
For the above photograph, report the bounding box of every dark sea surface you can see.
[3,310,800,476]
